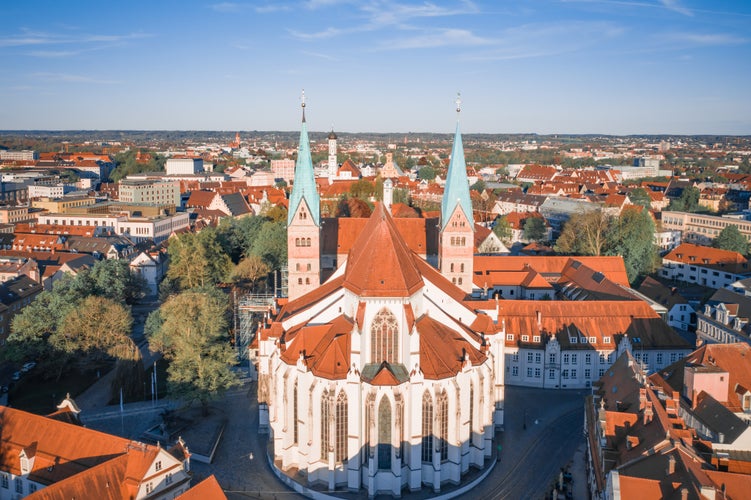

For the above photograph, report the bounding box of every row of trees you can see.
[554,208,660,285]
[6,260,147,398]
[144,211,292,413]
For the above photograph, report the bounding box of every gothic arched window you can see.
[421,391,433,463]
[320,390,330,461]
[336,391,348,464]
[378,397,391,470]
[437,390,448,461]
[371,308,398,364]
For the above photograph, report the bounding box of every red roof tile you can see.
[343,204,423,297]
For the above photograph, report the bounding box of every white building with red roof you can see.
[258,203,502,496]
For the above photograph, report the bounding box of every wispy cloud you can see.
[0,29,153,49]
[301,50,339,61]
[289,27,347,40]
[32,72,120,84]
[289,0,480,40]
[27,50,80,58]
[464,21,624,61]
[658,32,748,46]
[659,0,692,17]
[377,28,494,50]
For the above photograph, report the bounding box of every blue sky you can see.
[0,0,749,134]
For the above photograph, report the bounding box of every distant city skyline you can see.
[0,0,749,135]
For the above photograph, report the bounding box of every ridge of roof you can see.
[343,203,424,298]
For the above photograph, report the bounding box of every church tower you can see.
[287,90,321,300]
[439,93,474,293]
[327,128,338,184]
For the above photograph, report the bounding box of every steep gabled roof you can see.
[176,475,227,500]
[343,203,423,297]
[418,315,486,380]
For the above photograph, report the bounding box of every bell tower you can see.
[327,127,338,184]
[287,90,321,300]
[439,93,474,293]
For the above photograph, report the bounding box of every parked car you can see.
[21,362,36,373]
[11,371,21,381]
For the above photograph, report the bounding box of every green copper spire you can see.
[441,93,473,229]
[288,89,320,226]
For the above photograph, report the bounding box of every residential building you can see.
[661,211,751,246]
[660,243,751,289]
[0,275,43,344]
[119,179,181,208]
[0,402,192,499]
[584,351,739,499]
[696,288,751,345]
[0,206,30,224]
[37,212,190,243]
[0,150,37,161]
[270,158,296,182]
[637,276,696,332]
[165,157,203,176]
[500,301,691,390]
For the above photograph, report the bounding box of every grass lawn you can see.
[8,366,108,415]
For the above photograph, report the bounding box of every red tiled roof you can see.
[664,243,748,274]
[177,475,227,500]
[343,204,424,297]
[418,315,486,380]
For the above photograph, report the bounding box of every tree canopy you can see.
[167,228,233,290]
[492,216,512,244]
[669,185,700,212]
[146,289,239,414]
[555,207,659,284]
[714,224,749,255]
[523,217,548,242]
[417,166,436,181]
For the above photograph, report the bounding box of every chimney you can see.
[536,310,542,328]
[644,400,653,425]
[681,488,688,500]
[667,454,676,475]
[639,388,647,411]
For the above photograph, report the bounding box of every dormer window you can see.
[155,460,162,471]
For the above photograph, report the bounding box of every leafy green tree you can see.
[628,188,652,209]
[492,216,512,244]
[215,216,266,263]
[418,166,436,181]
[604,208,659,284]
[249,220,288,271]
[714,225,749,255]
[147,290,239,415]
[669,185,700,212]
[232,255,270,289]
[349,179,375,200]
[58,296,137,371]
[470,180,486,192]
[523,217,548,242]
[86,259,146,305]
[167,228,233,290]
[555,210,612,256]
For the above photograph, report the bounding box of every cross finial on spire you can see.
[455,92,462,116]
[301,89,306,122]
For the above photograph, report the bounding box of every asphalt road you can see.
[456,386,587,500]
